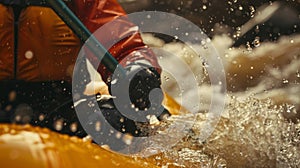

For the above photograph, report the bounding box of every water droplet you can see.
[39,114,45,121]
[101,144,110,150]
[8,91,17,102]
[286,105,296,114]
[25,50,34,59]
[253,37,260,47]
[249,6,255,17]
[115,132,122,139]
[70,123,78,132]
[202,61,209,68]
[131,104,135,109]
[164,76,170,82]
[15,115,21,122]
[95,121,101,131]
[246,42,252,51]
[282,79,289,84]
[83,135,92,142]
[123,134,133,145]
[87,101,95,107]
[296,71,300,78]
[54,119,63,131]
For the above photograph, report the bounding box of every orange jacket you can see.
[0,0,159,82]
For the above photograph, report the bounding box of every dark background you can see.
[119,0,300,43]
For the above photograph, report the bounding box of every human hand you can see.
[109,63,170,120]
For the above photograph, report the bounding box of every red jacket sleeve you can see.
[68,0,161,82]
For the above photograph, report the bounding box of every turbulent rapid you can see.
[141,33,300,167]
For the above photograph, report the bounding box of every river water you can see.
[141,31,299,167]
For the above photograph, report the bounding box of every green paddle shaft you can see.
[47,0,123,74]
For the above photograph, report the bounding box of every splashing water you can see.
[149,97,300,167]
[142,33,300,167]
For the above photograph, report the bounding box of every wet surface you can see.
[0,0,299,167]
[141,31,300,167]
[0,124,157,168]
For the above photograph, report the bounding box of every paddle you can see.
[46,0,171,119]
